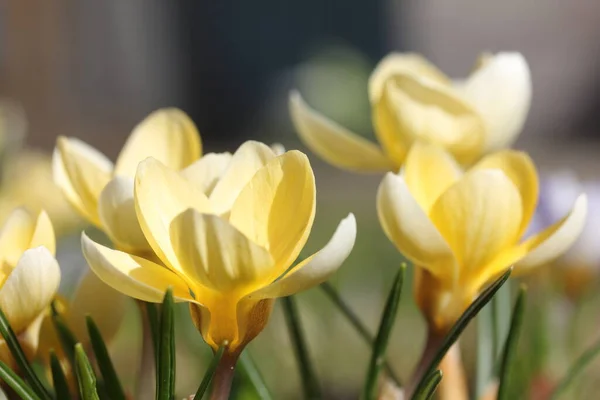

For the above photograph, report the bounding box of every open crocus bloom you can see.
[377,143,587,332]
[0,208,60,366]
[53,108,202,255]
[82,141,357,354]
[290,52,531,172]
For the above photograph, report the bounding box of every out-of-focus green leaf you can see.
[51,301,78,366]
[74,343,100,400]
[86,316,126,400]
[49,350,70,399]
[0,307,51,399]
[497,285,526,400]
[194,345,225,399]
[0,360,40,400]
[550,336,600,399]
[157,289,175,400]
[413,370,442,400]
[238,352,273,400]
[144,301,160,368]
[361,266,404,400]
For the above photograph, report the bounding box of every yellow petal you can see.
[29,211,56,256]
[377,76,485,165]
[98,177,150,253]
[289,91,394,172]
[429,170,522,278]
[403,142,462,212]
[456,53,531,152]
[249,214,356,299]
[377,172,455,278]
[134,157,211,273]
[0,208,37,269]
[170,210,274,294]
[81,233,193,303]
[208,141,277,215]
[369,53,450,102]
[180,152,232,196]
[66,271,128,345]
[54,137,113,226]
[372,85,409,168]
[0,247,60,333]
[474,150,539,236]
[229,151,315,273]
[114,108,201,177]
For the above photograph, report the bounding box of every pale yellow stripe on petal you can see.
[290,91,394,173]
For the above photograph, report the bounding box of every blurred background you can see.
[1,1,600,398]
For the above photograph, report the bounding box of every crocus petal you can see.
[378,76,486,165]
[457,53,531,152]
[180,152,232,196]
[0,247,60,333]
[516,194,587,272]
[0,208,37,268]
[289,91,394,172]
[229,151,315,273]
[81,233,193,303]
[170,210,274,294]
[429,170,522,276]
[377,172,455,278]
[29,211,56,256]
[249,214,356,299]
[98,177,150,253]
[403,142,462,212]
[371,85,409,167]
[369,53,450,102]
[474,150,539,236]
[135,158,212,273]
[54,137,114,226]
[209,141,277,215]
[114,108,201,177]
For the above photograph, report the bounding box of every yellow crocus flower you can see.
[376,143,586,332]
[53,108,202,255]
[0,208,60,366]
[290,52,531,171]
[82,141,357,354]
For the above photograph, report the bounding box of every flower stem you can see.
[406,329,445,398]
[209,351,239,400]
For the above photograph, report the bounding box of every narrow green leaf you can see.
[362,267,405,400]
[282,296,321,400]
[51,302,78,365]
[238,351,273,400]
[413,370,442,400]
[74,343,100,400]
[0,360,40,400]
[550,336,600,399]
[410,268,512,399]
[157,288,175,400]
[475,303,494,398]
[49,350,71,399]
[0,307,51,399]
[193,345,225,399]
[86,316,126,400]
[321,281,402,385]
[144,301,160,368]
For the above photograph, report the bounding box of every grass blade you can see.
[0,360,40,400]
[51,302,78,365]
[238,351,273,400]
[49,350,71,399]
[282,296,321,399]
[157,288,175,400]
[0,307,51,399]
[193,345,225,399]
[413,370,442,400]
[86,316,126,400]
[497,285,526,400]
[550,336,600,399]
[410,268,512,399]
[321,282,402,385]
[362,266,405,400]
[74,343,100,400]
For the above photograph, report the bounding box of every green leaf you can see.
[238,351,273,400]
[0,307,51,399]
[49,350,71,399]
[475,302,494,398]
[282,296,321,400]
[144,301,160,369]
[550,336,600,399]
[51,301,78,365]
[157,288,175,400]
[0,360,40,400]
[410,268,512,399]
[193,345,225,399]
[74,343,100,400]
[86,316,126,400]
[413,370,442,400]
[361,266,405,400]
[320,281,402,385]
